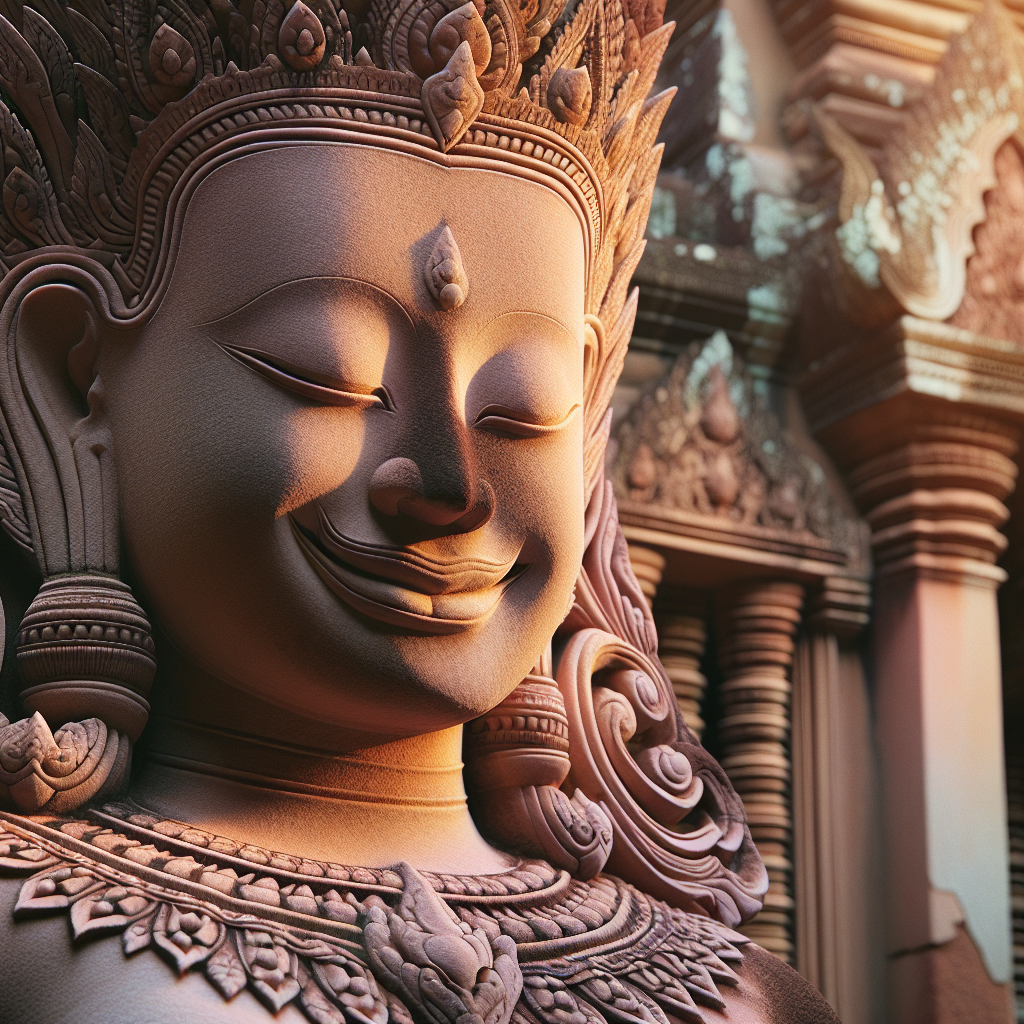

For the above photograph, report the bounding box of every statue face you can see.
[100,143,587,739]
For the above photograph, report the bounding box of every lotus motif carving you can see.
[363,862,523,1024]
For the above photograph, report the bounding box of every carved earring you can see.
[17,574,155,737]
[0,575,155,813]
[464,672,612,880]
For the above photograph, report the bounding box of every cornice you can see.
[631,238,798,377]
[802,315,1024,440]
[618,505,850,582]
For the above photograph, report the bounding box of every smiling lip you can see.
[289,513,523,635]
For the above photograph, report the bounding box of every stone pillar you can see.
[717,580,804,962]
[1006,749,1024,1022]
[627,544,665,608]
[791,578,871,1015]
[849,421,1018,1021]
[654,591,709,739]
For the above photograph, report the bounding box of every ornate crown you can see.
[0,0,672,311]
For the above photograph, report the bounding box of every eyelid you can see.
[222,345,389,409]
[474,403,580,438]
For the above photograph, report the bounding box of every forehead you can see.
[162,143,586,326]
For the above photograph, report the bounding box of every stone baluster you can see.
[627,544,665,608]
[653,591,709,739]
[717,580,804,963]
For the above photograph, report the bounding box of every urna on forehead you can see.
[0,0,673,317]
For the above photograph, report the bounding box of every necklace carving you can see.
[1,803,749,1024]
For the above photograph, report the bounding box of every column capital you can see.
[847,425,1018,587]
[806,576,871,638]
[806,348,1021,586]
[803,316,1024,466]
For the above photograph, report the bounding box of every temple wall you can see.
[623,0,1024,1018]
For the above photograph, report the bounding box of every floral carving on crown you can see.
[0,0,674,325]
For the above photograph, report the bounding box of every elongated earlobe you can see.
[0,279,154,814]
[464,672,613,879]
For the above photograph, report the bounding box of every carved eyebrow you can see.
[481,309,582,349]
[193,275,416,331]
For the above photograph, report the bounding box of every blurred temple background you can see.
[617,1,1024,1020]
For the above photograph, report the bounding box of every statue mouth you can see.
[289,513,526,634]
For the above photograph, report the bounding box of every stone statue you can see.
[0,0,836,1019]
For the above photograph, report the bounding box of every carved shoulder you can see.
[0,884,310,1024]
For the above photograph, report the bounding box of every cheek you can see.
[107,337,365,547]
[481,422,585,571]
[275,407,367,515]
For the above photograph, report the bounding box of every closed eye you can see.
[222,345,391,410]
[474,403,580,439]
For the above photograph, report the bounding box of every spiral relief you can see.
[554,474,767,927]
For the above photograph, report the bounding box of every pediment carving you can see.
[947,136,1024,343]
[610,331,854,557]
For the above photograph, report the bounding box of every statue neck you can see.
[131,660,514,875]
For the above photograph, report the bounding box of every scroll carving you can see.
[554,472,768,927]
[0,713,129,813]
[814,0,1024,324]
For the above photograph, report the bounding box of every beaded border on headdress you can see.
[118,59,605,309]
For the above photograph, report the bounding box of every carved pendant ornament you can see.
[1,805,750,1024]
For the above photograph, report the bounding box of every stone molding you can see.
[803,316,1024,438]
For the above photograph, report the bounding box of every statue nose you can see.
[369,457,474,527]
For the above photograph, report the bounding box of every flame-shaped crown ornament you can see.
[0,0,674,332]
